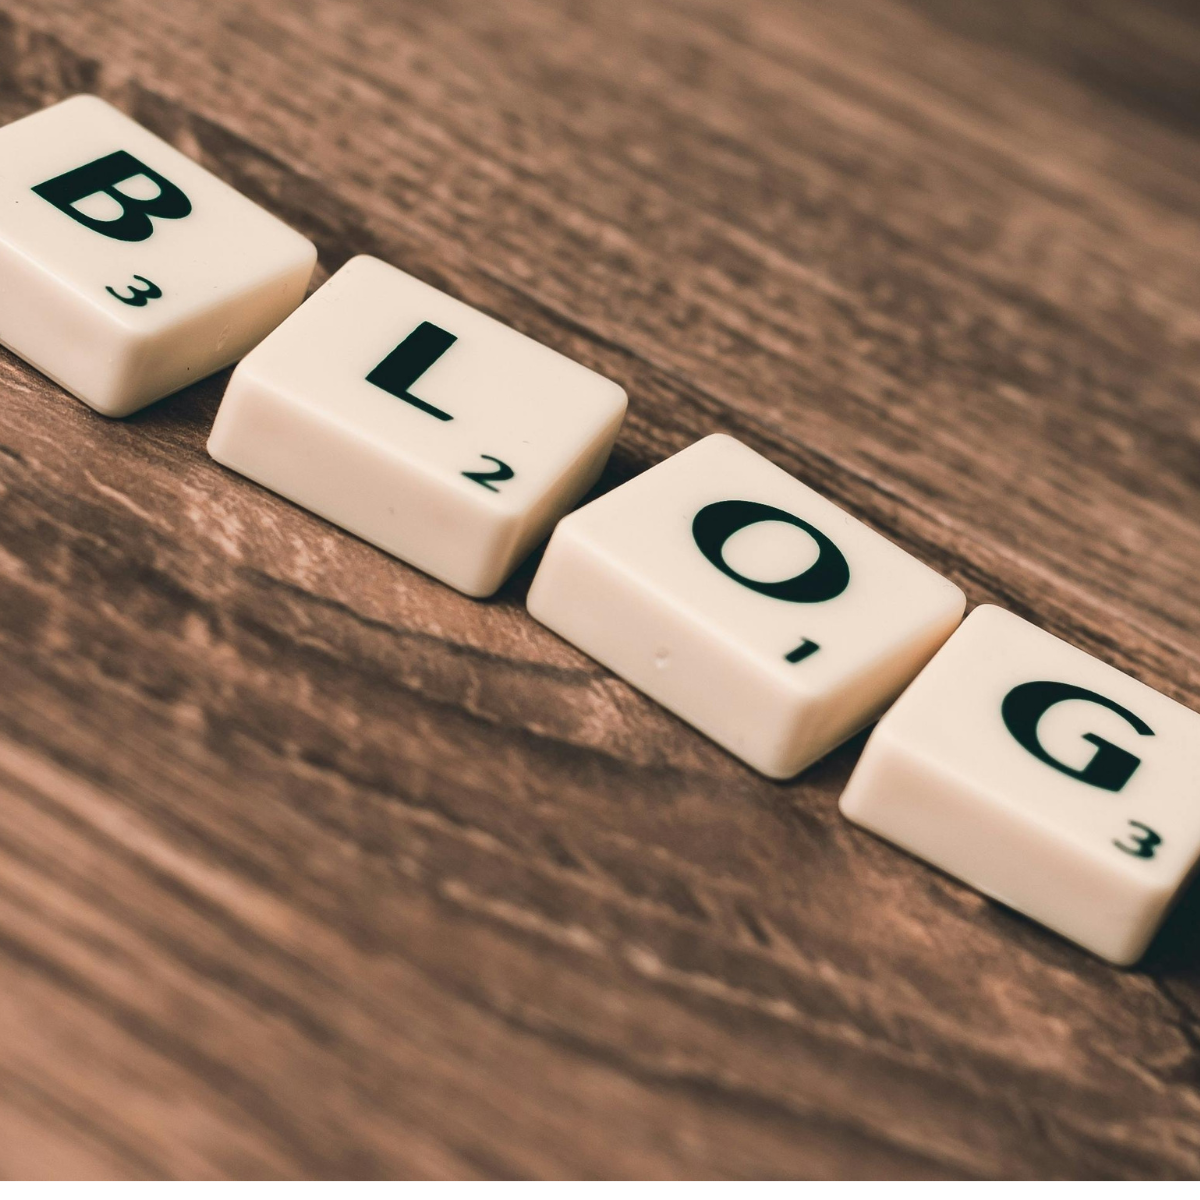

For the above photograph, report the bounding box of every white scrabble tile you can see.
[0,95,316,417]
[207,254,627,597]
[840,605,1200,965]
[527,434,964,777]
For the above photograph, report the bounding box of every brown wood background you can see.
[0,0,1199,1180]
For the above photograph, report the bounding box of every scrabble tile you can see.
[840,605,1200,964]
[527,434,965,777]
[207,255,627,596]
[0,95,316,417]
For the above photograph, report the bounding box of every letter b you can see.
[32,150,191,242]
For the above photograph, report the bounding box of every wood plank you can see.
[0,0,1198,1178]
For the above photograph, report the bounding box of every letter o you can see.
[691,500,849,603]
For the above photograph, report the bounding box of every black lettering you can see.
[1114,820,1161,859]
[106,274,162,307]
[691,500,849,603]
[785,639,820,664]
[366,321,456,421]
[463,455,514,492]
[33,150,191,242]
[1001,680,1154,792]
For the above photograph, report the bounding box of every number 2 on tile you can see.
[463,455,514,492]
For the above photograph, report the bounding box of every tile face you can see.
[207,255,627,596]
[526,434,965,777]
[0,95,316,417]
[840,605,1200,964]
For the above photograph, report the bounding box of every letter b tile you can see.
[208,255,627,596]
[0,96,316,416]
[528,434,965,777]
[840,605,1200,964]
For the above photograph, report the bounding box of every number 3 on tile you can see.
[106,274,162,307]
[1114,820,1161,859]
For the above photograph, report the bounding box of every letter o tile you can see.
[528,434,965,778]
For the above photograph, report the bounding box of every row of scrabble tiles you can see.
[2,95,1198,968]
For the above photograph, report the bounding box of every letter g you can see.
[1000,680,1154,792]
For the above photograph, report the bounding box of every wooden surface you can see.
[1,0,1199,1180]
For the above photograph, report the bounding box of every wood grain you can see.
[1,0,1200,1179]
